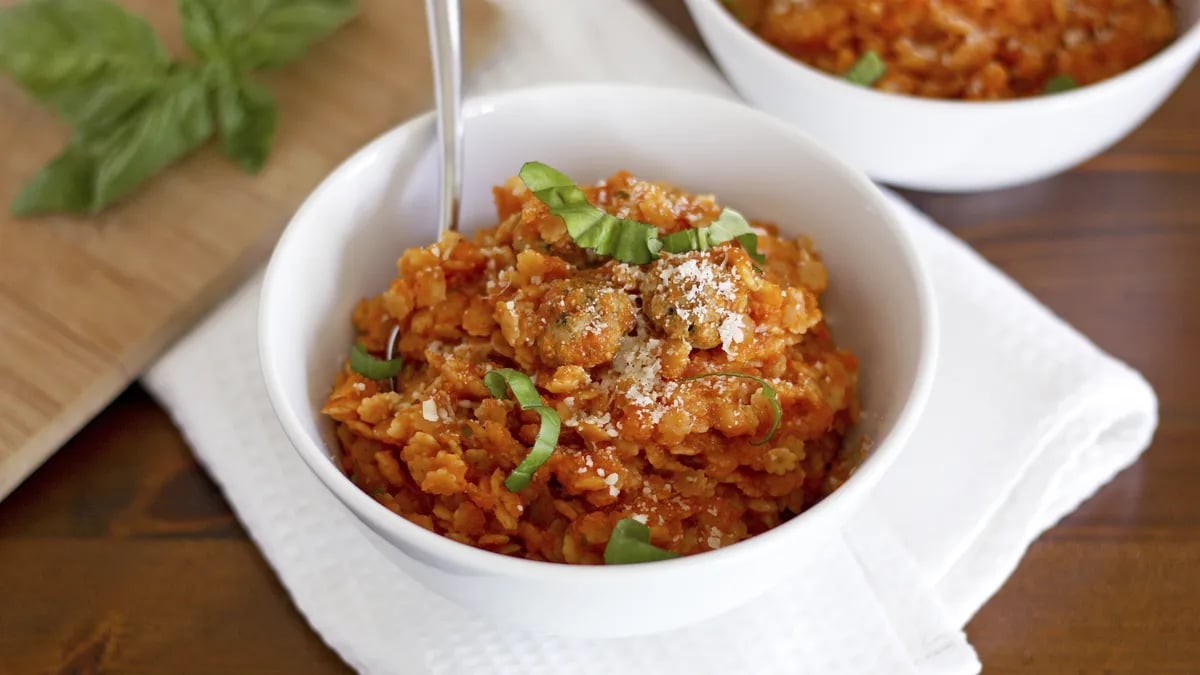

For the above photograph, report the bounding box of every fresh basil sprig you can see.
[684,371,782,445]
[519,161,765,265]
[0,0,357,216]
[484,368,562,492]
[0,0,171,132]
[604,518,680,564]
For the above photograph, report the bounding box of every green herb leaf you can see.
[845,50,886,87]
[1043,74,1078,95]
[659,207,765,263]
[604,518,680,564]
[683,372,782,445]
[10,149,94,215]
[519,161,663,264]
[520,162,767,265]
[484,368,562,492]
[348,343,404,380]
[207,62,277,172]
[0,0,172,133]
[12,67,214,215]
[736,233,765,263]
[178,0,358,71]
[2,0,358,217]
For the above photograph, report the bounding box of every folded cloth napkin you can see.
[143,1,1157,673]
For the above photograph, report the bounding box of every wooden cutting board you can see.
[0,0,498,499]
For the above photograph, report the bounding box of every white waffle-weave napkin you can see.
[144,1,1157,672]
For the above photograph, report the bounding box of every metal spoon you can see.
[386,0,464,388]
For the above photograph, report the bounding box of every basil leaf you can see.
[12,67,214,215]
[519,161,662,265]
[348,343,404,380]
[683,372,782,445]
[735,233,764,263]
[708,208,754,245]
[178,0,358,70]
[604,518,680,564]
[845,50,886,87]
[660,207,765,263]
[9,148,94,215]
[176,0,222,60]
[0,0,171,132]
[1043,74,1078,95]
[207,62,277,172]
[484,368,562,492]
[520,162,765,265]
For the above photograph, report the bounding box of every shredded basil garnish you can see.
[845,50,886,87]
[519,162,662,264]
[484,368,562,491]
[519,161,763,264]
[604,518,680,564]
[1043,74,1078,94]
[683,372,782,445]
[348,343,404,380]
[659,207,766,263]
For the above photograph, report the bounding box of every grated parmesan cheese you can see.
[718,313,746,355]
[608,328,673,424]
[421,399,438,422]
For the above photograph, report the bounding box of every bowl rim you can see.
[259,82,939,582]
[688,0,1200,110]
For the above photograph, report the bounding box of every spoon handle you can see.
[425,0,463,236]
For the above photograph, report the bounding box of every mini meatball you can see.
[536,278,636,367]
[641,250,749,349]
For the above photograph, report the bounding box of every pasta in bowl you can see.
[323,162,861,565]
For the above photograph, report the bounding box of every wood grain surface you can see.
[0,0,497,501]
[2,1,1199,673]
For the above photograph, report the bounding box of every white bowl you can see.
[259,84,937,637]
[684,0,1200,192]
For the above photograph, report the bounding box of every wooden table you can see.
[2,3,1198,672]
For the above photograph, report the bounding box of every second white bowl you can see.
[685,0,1200,192]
